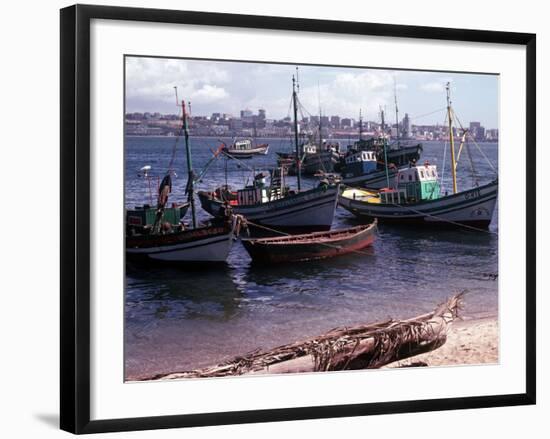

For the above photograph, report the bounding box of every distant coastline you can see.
[124,134,499,144]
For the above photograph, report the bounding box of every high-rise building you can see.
[330,115,340,128]
[469,121,485,141]
[402,113,411,138]
[341,118,354,128]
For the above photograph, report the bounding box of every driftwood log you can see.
[144,292,464,380]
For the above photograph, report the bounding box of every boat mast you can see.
[446,82,458,194]
[359,108,363,141]
[394,77,400,146]
[292,72,302,191]
[380,106,390,188]
[181,100,197,228]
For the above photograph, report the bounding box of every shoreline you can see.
[128,315,499,381]
[389,316,499,368]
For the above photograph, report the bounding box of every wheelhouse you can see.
[343,150,377,177]
[395,164,440,202]
[234,139,252,150]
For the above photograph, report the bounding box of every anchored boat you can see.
[198,72,339,234]
[126,95,238,263]
[337,109,422,188]
[276,140,341,176]
[241,220,377,264]
[222,138,269,158]
[339,83,498,229]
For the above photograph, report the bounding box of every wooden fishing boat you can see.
[339,177,498,228]
[241,220,377,263]
[126,203,189,231]
[339,83,498,229]
[126,218,237,263]
[199,73,339,234]
[337,109,422,187]
[222,139,269,158]
[276,142,340,175]
[198,178,339,234]
[339,149,402,189]
[126,96,237,263]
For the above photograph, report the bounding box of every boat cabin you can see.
[236,170,287,206]
[233,139,252,150]
[393,164,440,202]
[343,150,377,177]
[303,143,318,154]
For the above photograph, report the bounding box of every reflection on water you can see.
[125,137,499,380]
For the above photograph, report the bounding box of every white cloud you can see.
[192,85,228,102]
[420,78,452,93]
[125,57,232,110]
[296,70,395,120]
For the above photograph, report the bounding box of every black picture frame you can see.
[60,4,536,434]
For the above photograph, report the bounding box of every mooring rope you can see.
[240,218,497,280]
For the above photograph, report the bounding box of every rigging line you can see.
[440,111,449,194]
[408,107,446,121]
[241,219,496,279]
[167,106,183,172]
[465,138,479,186]
[286,94,293,119]
[452,111,497,174]
[387,201,497,234]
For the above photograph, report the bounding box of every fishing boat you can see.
[222,138,269,158]
[338,83,498,229]
[198,168,339,234]
[241,220,377,264]
[126,95,238,263]
[126,166,190,230]
[343,136,422,170]
[276,140,340,176]
[339,149,401,189]
[337,109,422,186]
[198,73,339,234]
[276,84,340,175]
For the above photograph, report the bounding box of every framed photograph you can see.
[60,4,536,434]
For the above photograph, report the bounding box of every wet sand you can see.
[389,317,499,368]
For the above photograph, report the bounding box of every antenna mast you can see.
[292,69,302,191]
[380,105,390,188]
[359,108,363,141]
[446,82,458,194]
[394,77,400,145]
[180,96,197,228]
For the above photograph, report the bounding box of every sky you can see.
[125,56,499,129]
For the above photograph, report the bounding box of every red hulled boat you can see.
[241,220,377,264]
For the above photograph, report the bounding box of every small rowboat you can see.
[241,220,377,264]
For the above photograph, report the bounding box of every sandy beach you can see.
[389,317,499,368]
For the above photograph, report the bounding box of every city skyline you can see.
[126,56,499,129]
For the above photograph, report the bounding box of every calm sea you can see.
[124,136,498,380]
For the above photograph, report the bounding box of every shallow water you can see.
[124,137,498,379]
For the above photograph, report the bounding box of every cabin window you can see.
[408,175,412,181]
[420,170,425,178]
[400,174,404,180]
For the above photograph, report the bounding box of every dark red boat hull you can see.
[241,222,377,264]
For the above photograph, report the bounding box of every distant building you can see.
[341,118,354,128]
[330,115,340,128]
[230,118,243,131]
[402,113,411,138]
[240,109,253,118]
[486,128,499,141]
[469,121,486,141]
